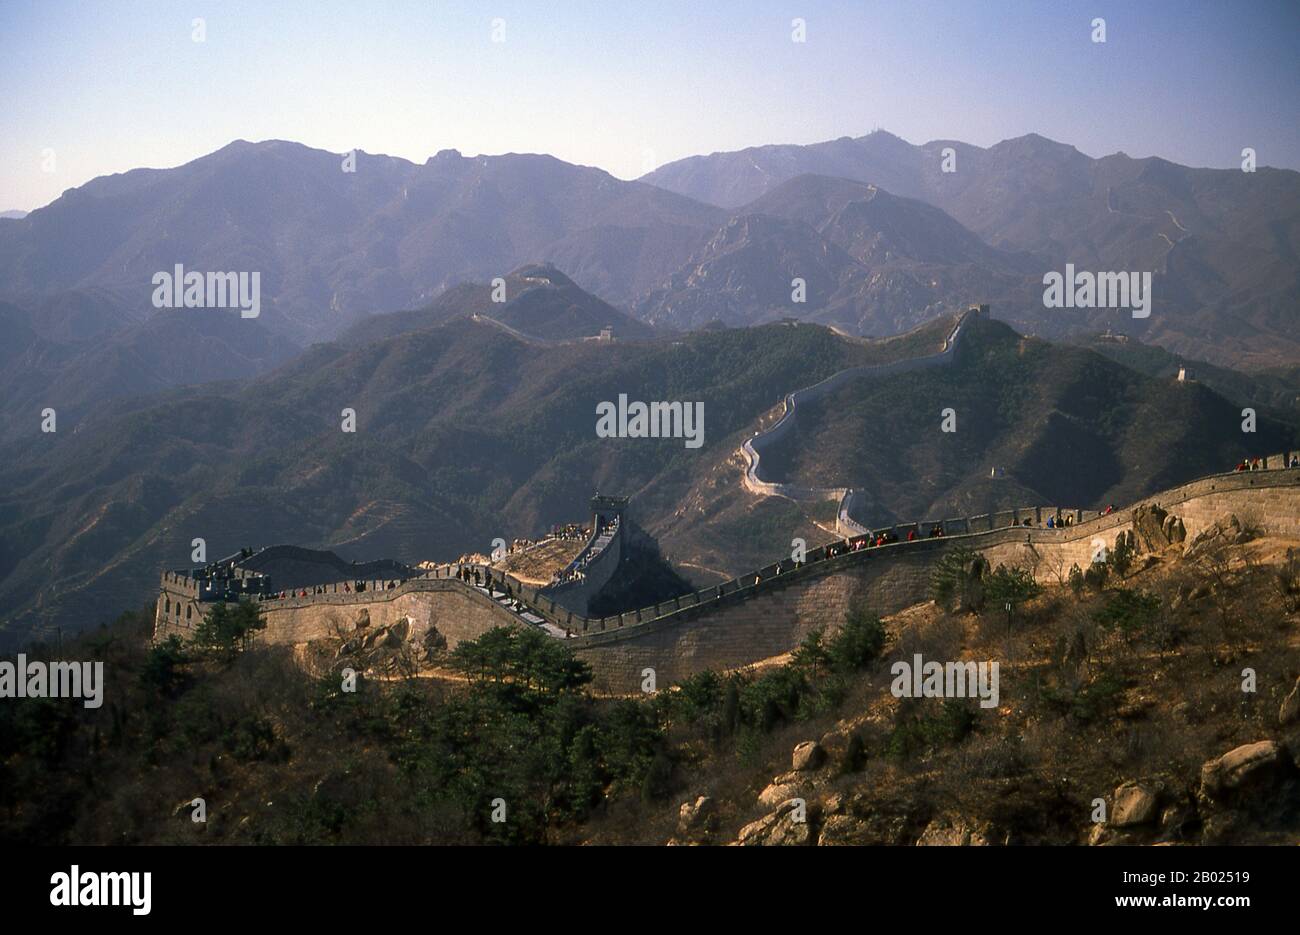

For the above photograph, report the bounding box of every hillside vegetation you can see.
[5,523,1298,845]
[756,316,1299,528]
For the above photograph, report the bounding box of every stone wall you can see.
[155,577,524,650]
[155,463,1300,694]
[568,468,1300,690]
[540,519,624,616]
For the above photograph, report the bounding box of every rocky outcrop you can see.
[734,799,813,846]
[1131,504,1171,552]
[758,772,810,808]
[673,795,715,844]
[334,613,424,673]
[1196,740,1300,842]
[1184,513,1252,559]
[1199,741,1287,799]
[915,815,994,846]
[1163,513,1187,545]
[1111,781,1160,827]
[792,740,825,772]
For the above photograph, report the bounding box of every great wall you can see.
[742,306,974,537]
[154,304,1300,692]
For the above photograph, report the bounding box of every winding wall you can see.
[741,308,976,537]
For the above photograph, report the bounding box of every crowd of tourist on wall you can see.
[549,516,620,587]
[1235,455,1300,471]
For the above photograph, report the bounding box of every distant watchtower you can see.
[591,493,628,528]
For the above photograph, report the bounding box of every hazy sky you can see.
[2,0,1297,211]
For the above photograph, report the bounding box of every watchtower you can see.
[591,493,628,529]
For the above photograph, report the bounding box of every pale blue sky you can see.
[1,0,1297,210]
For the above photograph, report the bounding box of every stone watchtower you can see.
[590,493,629,529]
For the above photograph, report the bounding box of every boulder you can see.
[677,796,714,838]
[1185,513,1248,559]
[1280,677,1300,726]
[735,799,813,846]
[1200,741,1286,799]
[820,791,846,815]
[423,625,448,657]
[816,813,864,846]
[1162,514,1186,545]
[758,772,806,808]
[390,617,411,642]
[1131,504,1170,553]
[916,816,993,846]
[792,740,825,772]
[1111,781,1160,827]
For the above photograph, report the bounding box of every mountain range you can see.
[1,271,1295,646]
[644,131,1300,367]
[1,131,1296,369]
[2,130,1299,643]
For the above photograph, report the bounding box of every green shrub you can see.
[139,635,191,697]
[930,547,986,612]
[1041,668,1124,724]
[1084,562,1109,589]
[1093,588,1162,642]
[886,700,975,759]
[1108,535,1134,576]
[193,599,266,655]
[827,604,886,672]
[1068,563,1085,598]
[984,564,1041,612]
[739,667,808,732]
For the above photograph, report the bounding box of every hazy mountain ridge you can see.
[0,290,300,441]
[644,131,1300,366]
[0,140,726,344]
[637,175,1041,335]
